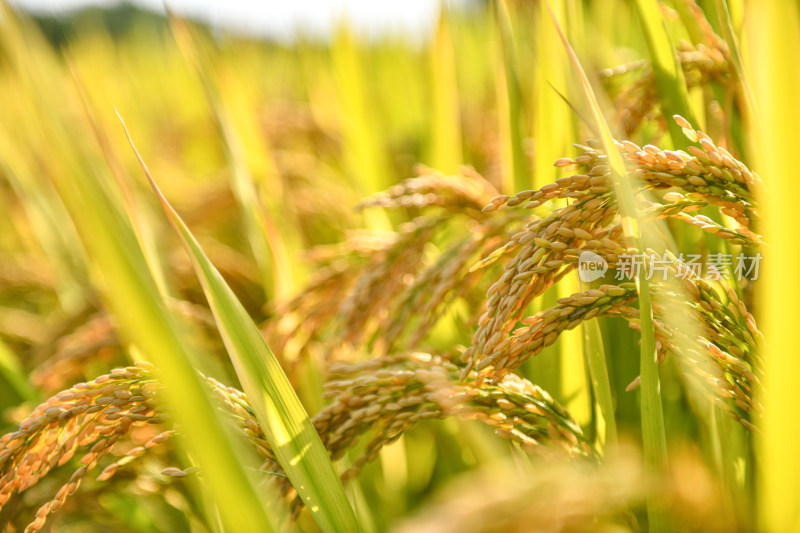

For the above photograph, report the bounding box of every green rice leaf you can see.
[633,0,697,147]
[121,115,361,533]
[745,1,800,530]
[0,11,279,531]
[429,4,463,173]
[583,318,617,451]
[494,0,528,192]
[546,7,670,531]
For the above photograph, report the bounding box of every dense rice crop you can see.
[0,1,798,532]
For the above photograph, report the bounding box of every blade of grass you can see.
[429,3,463,173]
[583,317,618,451]
[670,0,706,45]
[331,22,391,231]
[66,60,171,297]
[712,0,756,127]
[532,0,590,427]
[558,275,591,426]
[546,6,670,531]
[633,0,698,147]
[120,114,361,533]
[745,2,800,531]
[0,9,282,530]
[494,0,528,192]
[532,0,574,190]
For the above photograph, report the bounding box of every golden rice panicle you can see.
[0,364,163,531]
[264,218,442,368]
[334,217,439,348]
[317,352,592,479]
[263,244,367,367]
[464,144,629,377]
[204,375,277,463]
[489,124,757,222]
[183,351,588,516]
[475,284,638,379]
[463,193,624,376]
[613,253,761,429]
[462,126,759,382]
[21,466,88,533]
[623,120,758,221]
[684,277,761,427]
[641,196,762,247]
[466,157,759,428]
[379,219,510,351]
[96,430,174,482]
[358,165,499,216]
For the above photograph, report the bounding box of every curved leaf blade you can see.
[120,114,360,533]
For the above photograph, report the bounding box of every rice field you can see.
[0,1,798,532]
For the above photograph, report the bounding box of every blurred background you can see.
[11,0,447,40]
